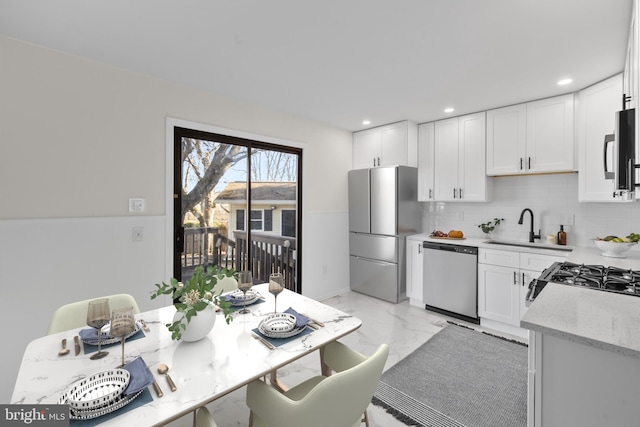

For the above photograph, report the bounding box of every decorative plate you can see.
[227,289,259,306]
[258,313,308,338]
[83,320,143,346]
[60,389,143,420]
[258,323,307,339]
[65,369,130,410]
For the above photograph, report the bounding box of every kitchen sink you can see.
[484,240,573,252]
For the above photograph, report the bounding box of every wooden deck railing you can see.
[181,227,297,292]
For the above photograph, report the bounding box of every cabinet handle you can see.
[429,189,432,199]
[459,188,463,199]
[528,157,531,170]
[522,273,526,287]
[418,243,422,254]
[372,158,376,167]
[377,157,380,166]
[453,188,457,199]
[520,158,523,170]
[513,271,517,285]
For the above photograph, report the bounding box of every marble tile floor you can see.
[166,291,526,427]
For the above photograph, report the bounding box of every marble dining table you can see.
[11,284,362,426]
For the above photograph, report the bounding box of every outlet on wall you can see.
[564,214,575,226]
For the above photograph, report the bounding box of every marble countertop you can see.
[409,232,640,357]
[521,283,640,359]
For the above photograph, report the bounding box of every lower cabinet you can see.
[406,235,424,307]
[478,249,566,335]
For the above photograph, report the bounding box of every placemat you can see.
[82,329,146,355]
[252,326,313,347]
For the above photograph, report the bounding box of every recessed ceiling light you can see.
[557,78,573,86]
[444,107,455,113]
[362,120,371,125]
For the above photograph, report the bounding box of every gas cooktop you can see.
[527,261,640,303]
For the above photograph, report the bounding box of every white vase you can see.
[173,303,217,342]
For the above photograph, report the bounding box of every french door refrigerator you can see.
[348,166,420,303]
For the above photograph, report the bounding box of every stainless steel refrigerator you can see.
[348,166,421,303]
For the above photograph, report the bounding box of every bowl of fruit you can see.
[593,233,639,258]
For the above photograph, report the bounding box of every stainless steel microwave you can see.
[604,108,636,199]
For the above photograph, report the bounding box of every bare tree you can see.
[251,150,297,181]
[182,139,247,225]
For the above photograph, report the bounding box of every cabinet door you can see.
[406,238,424,302]
[353,128,380,169]
[520,269,538,320]
[417,122,435,201]
[433,117,459,201]
[578,74,624,202]
[486,104,527,175]
[380,122,407,167]
[526,94,575,173]
[458,112,489,201]
[478,263,520,326]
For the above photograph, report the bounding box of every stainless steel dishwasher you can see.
[422,241,479,324]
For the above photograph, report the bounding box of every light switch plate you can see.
[129,198,145,213]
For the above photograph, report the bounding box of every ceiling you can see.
[0,0,634,131]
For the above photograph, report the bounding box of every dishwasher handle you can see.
[423,241,478,255]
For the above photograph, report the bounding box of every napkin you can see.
[121,356,154,396]
[284,307,309,328]
[78,327,109,342]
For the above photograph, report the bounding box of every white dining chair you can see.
[194,407,218,427]
[47,294,141,335]
[215,275,238,293]
[246,341,389,427]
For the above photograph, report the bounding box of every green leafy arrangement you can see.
[151,265,235,340]
[478,218,505,234]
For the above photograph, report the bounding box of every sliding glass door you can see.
[173,127,301,292]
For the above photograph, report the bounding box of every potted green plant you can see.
[151,265,235,340]
[478,218,505,237]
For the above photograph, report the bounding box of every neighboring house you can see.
[214,181,297,238]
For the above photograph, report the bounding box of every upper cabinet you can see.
[352,121,417,169]
[433,112,490,202]
[417,122,435,201]
[486,94,575,176]
[577,74,624,202]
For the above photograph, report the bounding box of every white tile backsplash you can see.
[423,173,640,247]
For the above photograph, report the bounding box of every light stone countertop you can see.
[520,283,640,359]
[409,233,640,357]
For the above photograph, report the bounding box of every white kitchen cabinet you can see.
[417,122,435,201]
[530,331,640,427]
[405,235,424,307]
[486,94,575,176]
[478,248,566,334]
[486,104,527,175]
[526,94,575,172]
[352,121,417,169]
[577,74,624,202]
[433,112,490,201]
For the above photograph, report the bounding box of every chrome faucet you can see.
[518,208,541,243]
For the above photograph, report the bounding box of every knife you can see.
[74,336,81,356]
[302,313,325,327]
[251,333,275,350]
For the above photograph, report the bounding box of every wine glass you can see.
[110,306,136,367]
[87,298,111,360]
[268,273,284,313]
[237,271,253,314]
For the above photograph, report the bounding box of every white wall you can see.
[0,36,352,403]
[425,173,640,248]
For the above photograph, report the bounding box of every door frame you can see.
[165,117,305,290]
